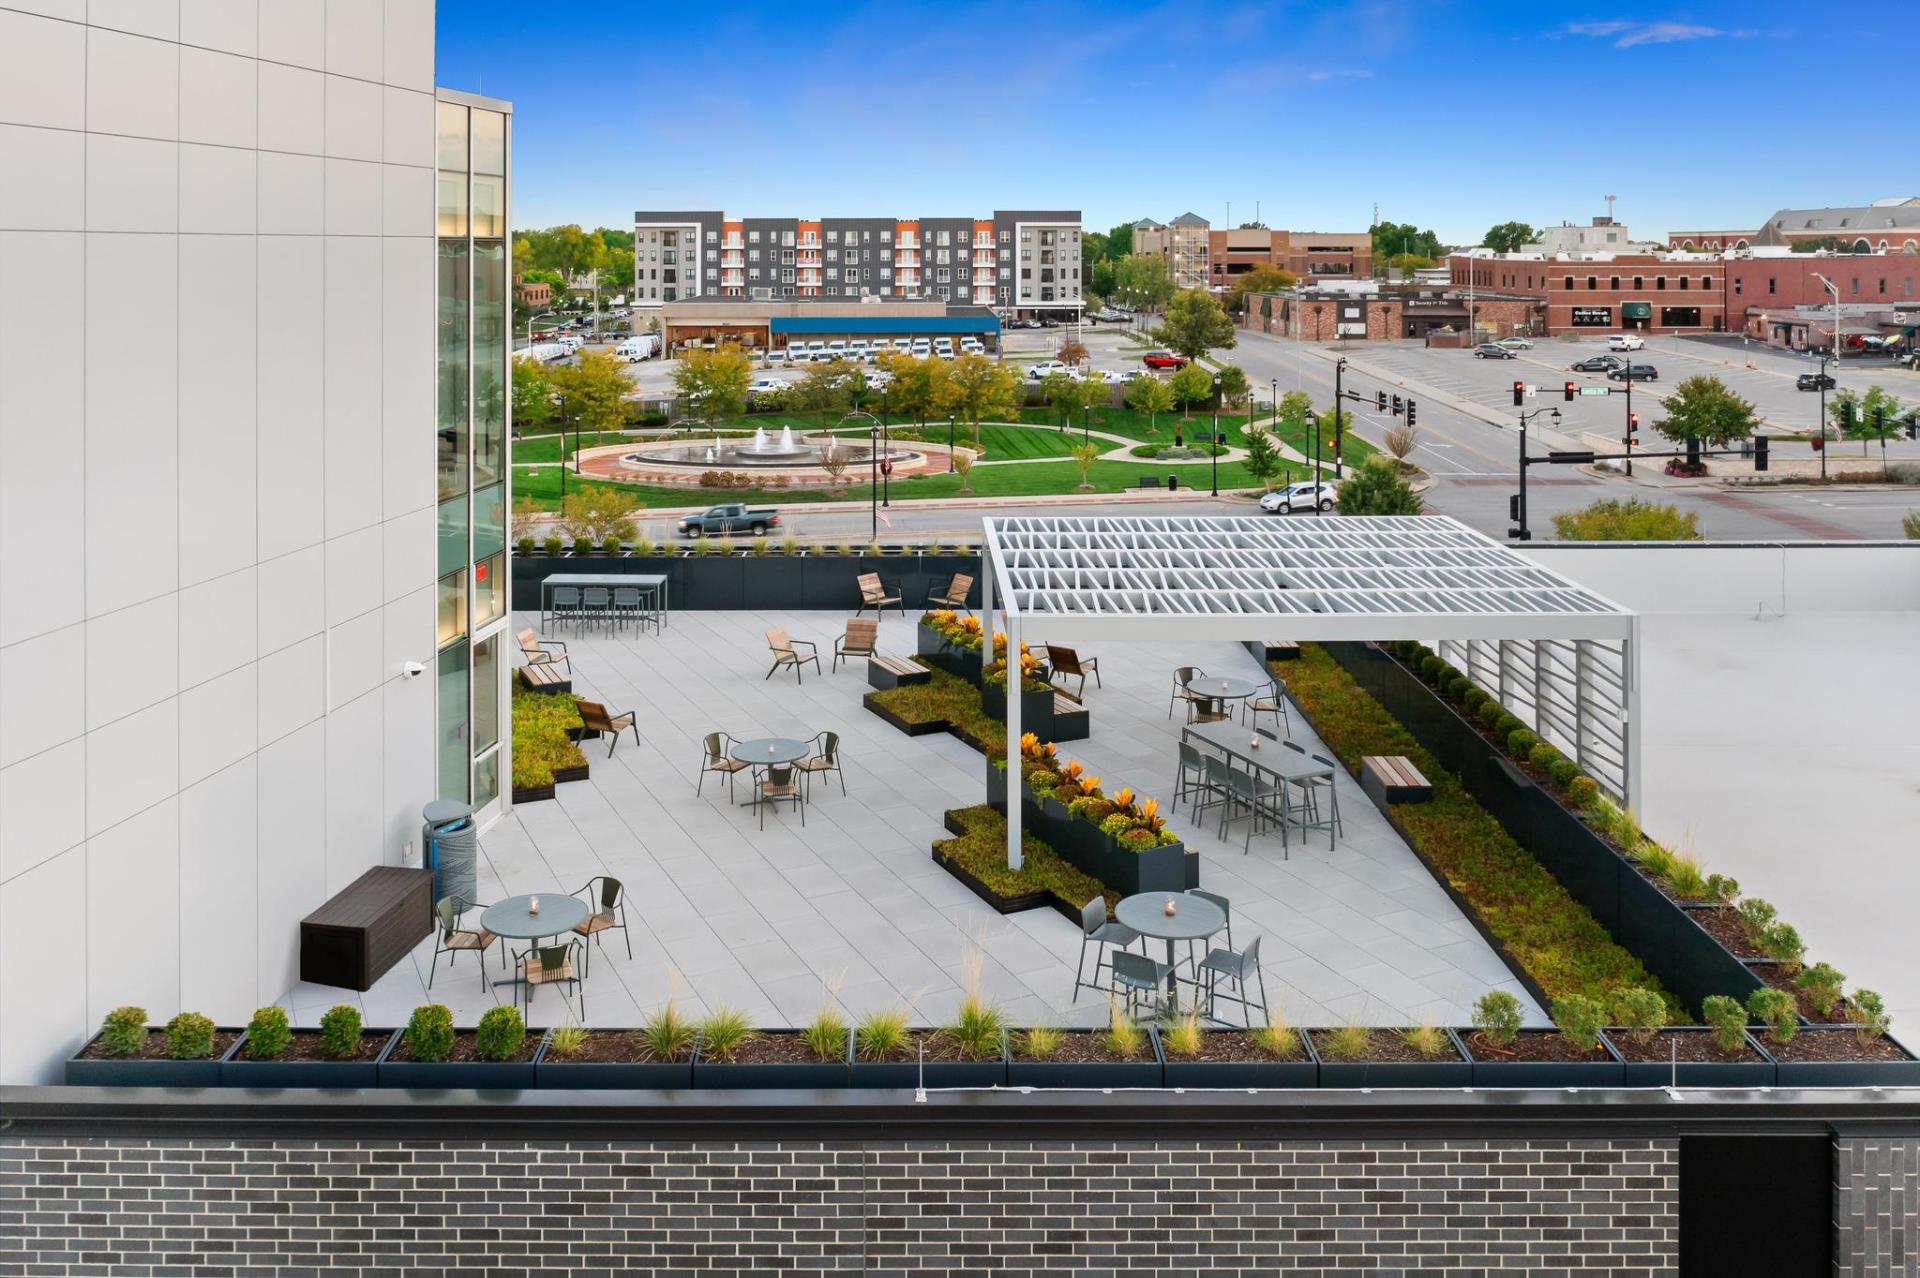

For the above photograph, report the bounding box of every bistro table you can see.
[1114,891,1227,1013]
[729,736,813,806]
[539,572,670,631]
[1183,720,1340,849]
[1186,675,1258,723]
[481,893,590,989]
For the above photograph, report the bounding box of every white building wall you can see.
[0,0,441,1083]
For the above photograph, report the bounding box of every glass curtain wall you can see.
[435,96,512,816]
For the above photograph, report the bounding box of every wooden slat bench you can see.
[1361,755,1432,806]
[299,866,434,991]
[867,653,931,690]
[518,661,572,693]
[1051,693,1090,742]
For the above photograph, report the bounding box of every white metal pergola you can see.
[980,515,1641,868]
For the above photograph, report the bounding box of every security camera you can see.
[402,661,425,679]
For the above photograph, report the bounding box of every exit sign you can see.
[1579,385,1612,397]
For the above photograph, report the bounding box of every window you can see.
[705,230,717,243]
[936,267,949,283]
[936,249,949,264]
[1656,277,1666,290]
[1610,276,1620,290]
[999,230,1010,244]
[705,268,717,280]
[1768,277,1776,295]
[880,230,892,243]
[1564,276,1574,289]
[826,249,838,262]
[826,267,838,279]
[781,249,794,265]
[1677,277,1687,290]
[748,230,760,243]
[1587,276,1597,290]
[1633,276,1643,290]
[958,230,971,244]
[1879,277,1887,294]
[781,269,793,282]
[1734,276,1744,296]
[1851,277,1860,296]
[937,286,949,300]
[880,249,892,262]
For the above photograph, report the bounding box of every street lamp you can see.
[1816,353,1833,481]
[1304,408,1323,514]
[557,393,569,499]
[1812,271,1842,369]
[841,410,885,540]
[1210,373,1222,497]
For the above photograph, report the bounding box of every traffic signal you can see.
[1753,436,1769,471]
[1376,390,1387,411]
[1564,381,1576,402]
[1391,394,1403,416]
[1839,402,1855,435]
[1872,407,1886,436]
[1626,412,1640,448]
[1512,380,1525,407]
[1405,399,1417,427]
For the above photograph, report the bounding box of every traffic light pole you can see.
[1508,406,1562,541]
[1511,437,1783,541]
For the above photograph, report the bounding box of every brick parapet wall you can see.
[1835,1137,1920,1277]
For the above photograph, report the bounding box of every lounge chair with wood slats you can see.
[834,618,879,672]
[575,700,639,757]
[765,628,821,682]
[855,572,903,618]
[1044,644,1100,699]
[926,572,975,612]
[517,628,569,674]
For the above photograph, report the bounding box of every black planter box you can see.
[220,1029,398,1089]
[1005,1027,1164,1088]
[532,1036,693,1089]
[66,1029,242,1088]
[515,552,984,613]
[1323,643,1760,1014]
[1766,1028,1920,1088]
[512,784,556,804]
[847,1031,1007,1088]
[988,765,1192,895]
[1610,1027,1777,1088]
[1460,1030,1626,1088]
[1161,1033,1319,1090]
[375,1031,542,1090]
[552,763,590,785]
[981,680,1053,740]
[1309,1029,1472,1089]
[693,1030,851,1089]
[1050,698,1090,742]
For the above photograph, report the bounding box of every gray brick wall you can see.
[1836,1137,1920,1276]
[0,1136,1676,1275]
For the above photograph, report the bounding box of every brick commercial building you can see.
[1133,214,1371,292]
[1451,252,1726,335]
[1668,230,1756,251]
[1752,198,1920,251]
[1244,289,1541,342]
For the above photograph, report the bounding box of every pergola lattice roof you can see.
[983,515,1632,642]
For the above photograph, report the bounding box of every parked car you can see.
[1571,354,1623,372]
[1091,369,1125,384]
[1118,368,1151,382]
[1606,363,1659,382]
[1796,372,1836,391]
[747,378,786,395]
[1259,481,1338,514]
[1474,343,1516,359]
[1608,333,1645,351]
[1496,336,1534,350]
[1027,360,1068,380]
[1142,350,1188,369]
[677,504,781,537]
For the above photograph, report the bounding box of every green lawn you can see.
[1017,406,1252,442]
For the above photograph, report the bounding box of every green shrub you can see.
[699,1008,754,1061]
[474,1005,526,1061]
[1759,922,1805,970]
[1853,989,1890,1039]
[1566,775,1600,809]
[1611,986,1667,1045]
[542,535,563,556]
[1098,813,1134,838]
[949,992,1005,1062]
[1546,756,1580,788]
[165,1013,216,1061]
[1701,995,1748,1053]
[99,1006,148,1057]
[1477,700,1505,730]
[639,1002,697,1061]
[405,1004,455,1062]
[1444,676,1471,703]
[1494,713,1524,738]
[1472,991,1524,1048]
[801,1007,848,1062]
[318,1005,363,1060]
[1552,497,1701,542]
[245,1006,292,1060]
[1797,963,1845,1018]
[1462,687,1489,716]
[1506,728,1538,760]
[1703,873,1740,904]
[1528,741,1563,773]
[1418,655,1443,683]
[1551,994,1607,1053]
[514,535,534,556]
[1117,828,1158,851]
[1747,988,1798,1045]
[1736,898,1777,935]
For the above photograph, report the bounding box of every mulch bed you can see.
[1009,1032,1151,1065]
[82,1030,240,1061]
[1752,964,1858,1024]
[539,1029,690,1064]
[854,1031,1002,1065]
[238,1031,386,1063]
[706,1032,843,1066]
[1160,1030,1307,1064]
[1686,906,1768,959]
[1608,1029,1765,1065]
[1763,1030,1912,1064]
[388,1032,540,1065]
[1461,1030,1612,1064]
[1310,1029,1457,1064]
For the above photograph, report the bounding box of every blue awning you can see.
[769,315,1000,336]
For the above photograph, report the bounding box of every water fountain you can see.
[623,425,922,471]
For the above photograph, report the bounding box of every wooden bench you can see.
[867,653,931,690]
[518,661,572,693]
[1361,755,1432,806]
[1051,693,1090,742]
[1245,638,1300,662]
[299,866,434,991]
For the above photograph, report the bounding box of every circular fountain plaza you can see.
[574,424,955,488]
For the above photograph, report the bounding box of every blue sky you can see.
[436,1,1876,243]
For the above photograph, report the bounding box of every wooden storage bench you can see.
[867,654,931,690]
[299,866,434,991]
[1361,755,1432,806]
[518,662,572,694]
[1051,693,1090,742]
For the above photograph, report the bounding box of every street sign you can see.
[1579,385,1611,397]
[1525,384,1536,398]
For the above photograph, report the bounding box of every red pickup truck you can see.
[1142,349,1189,370]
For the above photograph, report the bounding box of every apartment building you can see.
[0,3,510,1083]
[1132,213,1209,289]
[632,209,1084,316]
[1134,214,1372,291]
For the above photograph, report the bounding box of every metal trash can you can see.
[423,799,476,906]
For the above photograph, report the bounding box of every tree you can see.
[1335,458,1423,515]
[1242,426,1281,491]
[672,344,753,421]
[1370,221,1445,266]
[1048,374,1101,433]
[1070,441,1101,490]
[1086,259,1118,303]
[1226,264,1296,312]
[557,487,641,549]
[549,348,629,435]
[816,441,851,494]
[511,355,556,434]
[1168,363,1214,418]
[794,358,855,415]
[1039,371,1077,428]
[1792,236,1845,254]
[1383,251,1436,274]
[1056,335,1089,367]
[1482,222,1537,254]
[1125,373,1175,436]
[1112,253,1176,313]
[1551,498,1701,542]
[1277,389,1313,427]
[1832,385,1905,443]
[877,350,944,428]
[934,352,1022,449]
[950,448,977,495]
[1217,364,1250,408]
[1656,375,1759,448]
[1155,288,1237,361]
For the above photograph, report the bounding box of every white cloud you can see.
[1557,18,1758,48]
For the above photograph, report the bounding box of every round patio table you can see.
[729,737,811,767]
[1114,891,1227,1012]
[1188,675,1257,722]
[481,893,590,988]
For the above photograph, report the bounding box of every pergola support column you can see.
[1005,607,1023,871]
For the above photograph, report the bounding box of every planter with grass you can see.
[1157,1019,1319,1089]
[532,1018,697,1089]
[1307,1024,1471,1089]
[1457,992,1624,1088]
[846,1006,1007,1088]
[1004,1019,1164,1088]
[68,1008,241,1087]
[375,1005,540,1089]
[691,1013,852,1090]
[221,1005,395,1088]
[1741,987,1920,1086]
